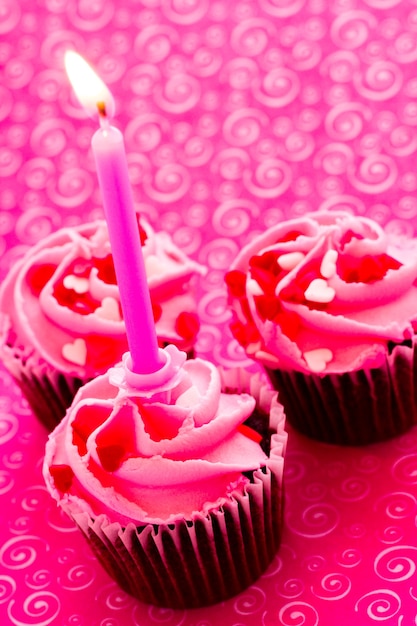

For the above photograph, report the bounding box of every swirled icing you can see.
[43,351,267,525]
[226,211,417,374]
[0,219,204,377]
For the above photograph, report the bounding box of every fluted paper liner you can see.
[0,340,84,431]
[57,372,287,608]
[265,340,417,446]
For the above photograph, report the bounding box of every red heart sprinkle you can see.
[250,250,280,272]
[339,229,365,248]
[249,251,282,294]
[273,311,301,340]
[152,302,162,322]
[49,464,74,492]
[94,254,117,285]
[279,282,305,304]
[72,405,111,456]
[254,295,282,321]
[96,444,126,472]
[230,317,261,347]
[225,270,247,298]
[27,264,56,295]
[175,311,200,340]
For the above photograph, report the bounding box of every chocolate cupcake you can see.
[43,346,287,607]
[225,210,417,445]
[0,218,204,431]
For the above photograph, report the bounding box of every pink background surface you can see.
[1,0,417,624]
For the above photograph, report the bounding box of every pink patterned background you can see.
[1,0,417,624]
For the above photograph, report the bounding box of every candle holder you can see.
[111,344,188,399]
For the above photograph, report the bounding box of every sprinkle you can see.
[72,405,110,456]
[320,250,338,279]
[254,295,281,321]
[303,348,333,373]
[152,302,162,322]
[304,278,335,304]
[340,229,364,247]
[96,444,126,472]
[254,350,281,367]
[247,278,264,296]
[277,251,305,271]
[230,318,261,348]
[27,264,56,295]
[225,270,247,298]
[273,311,301,340]
[49,464,74,492]
[238,424,263,444]
[175,311,200,340]
[63,274,90,294]
[95,296,122,322]
[62,338,87,366]
[249,251,282,295]
[277,281,305,301]
[94,255,117,284]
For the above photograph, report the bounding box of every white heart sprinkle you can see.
[254,350,281,367]
[304,278,335,304]
[277,251,305,271]
[62,338,87,366]
[95,296,121,322]
[320,250,338,279]
[63,274,89,294]
[247,278,264,296]
[303,348,333,373]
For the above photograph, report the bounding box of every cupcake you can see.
[43,345,287,608]
[0,218,204,431]
[225,210,417,445]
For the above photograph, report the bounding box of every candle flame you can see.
[64,51,115,120]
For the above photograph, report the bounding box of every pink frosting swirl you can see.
[43,350,267,524]
[226,211,417,374]
[0,219,204,377]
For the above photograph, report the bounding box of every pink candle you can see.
[65,51,163,375]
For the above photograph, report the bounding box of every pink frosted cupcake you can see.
[225,211,417,445]
[0,218,204,430]
[43,346,287,608]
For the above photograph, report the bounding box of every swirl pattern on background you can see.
[2,0,417,625]
[354,590,402,623]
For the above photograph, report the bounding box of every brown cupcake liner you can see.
[0,343,85,431]
[265,340,417,446]
[59,374,287,608]
[68,463,283,608]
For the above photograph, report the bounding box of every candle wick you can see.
[97,101,107,117]
[97,101,110,129]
